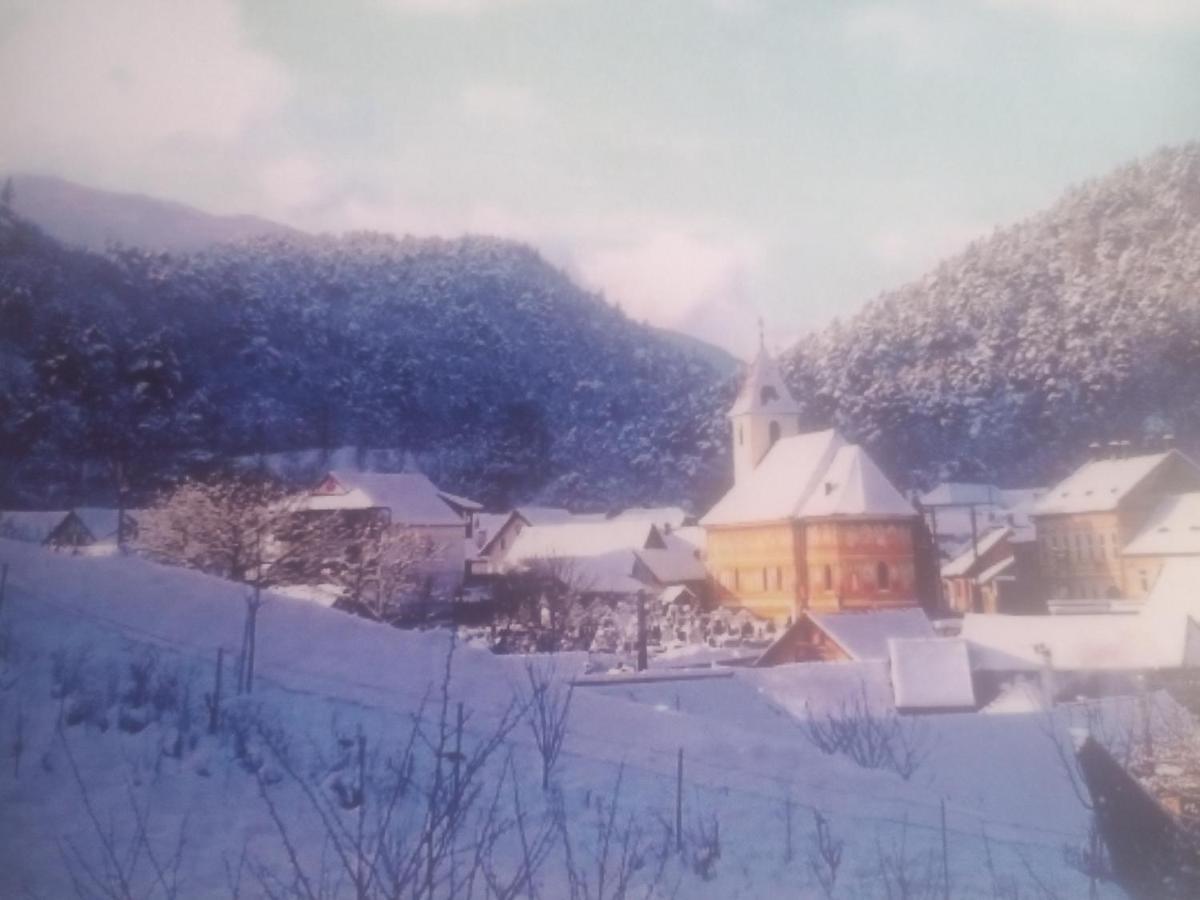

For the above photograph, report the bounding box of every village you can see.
[4,339,1200,896]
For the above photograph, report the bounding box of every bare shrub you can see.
[803,682,929,780]
[808,811,844,898]
[520,660,574,791]
[870,816,943,900]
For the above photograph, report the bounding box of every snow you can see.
[940,526,1010,577]
[702,429,916,527]
[0,540,1132,898]
[962,613,1169,671]
[975,555,1016,585]
[1123,491,1200,556]
[808,608,935,661]
[889,638,976,711]
[300,470,464,526]
[436,488,483,512]
[981,679,1049,715]
[0,509,69,543]
[73,506,132,541]
[516,505,603,525]
[1031,451,1181,516]
[634,545,706,584]
[505,520,660,564]
[670,524,707,552]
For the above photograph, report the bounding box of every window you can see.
[775,567,783,590]
[768,420,781,447]
[877,562,890,590]
[823,564,833,591]
[760,385,779,405]
[734,569,741,590]
[762,568,768,591]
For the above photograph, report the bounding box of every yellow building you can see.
[700,345,920,624]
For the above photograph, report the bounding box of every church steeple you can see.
[728,336,802,483]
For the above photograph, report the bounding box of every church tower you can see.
[728,333,803,484]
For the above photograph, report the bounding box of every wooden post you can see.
[636,591,648,672]
[209,647,225,734]
[453,701,464,811]
[940,798,950,900]
[675,747,684,853]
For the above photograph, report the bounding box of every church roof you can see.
[701,429,915,527]
[727,345,802,418]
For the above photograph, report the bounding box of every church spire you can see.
[728,336,803,482]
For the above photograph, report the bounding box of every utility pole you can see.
[675,747,684,853]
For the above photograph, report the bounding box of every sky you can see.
[0,0,1198,356]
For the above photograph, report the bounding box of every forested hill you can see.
[0,210,733,510]
[783,143,1200,488]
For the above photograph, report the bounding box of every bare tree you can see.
[807,811,844,899]
[335,523,440,626]
[519,660,575,791]
[141,476,339,693]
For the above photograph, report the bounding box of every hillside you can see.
[6,174,299,252]
[783,144,1200,488]
[0,538,1113,898]
[0,207,733,509]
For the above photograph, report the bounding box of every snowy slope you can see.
[0,540,1124,897]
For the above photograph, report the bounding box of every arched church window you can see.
[877,562,890,590]
[823,565,833,591]
[760,385,779,405]
[769,421,781,446]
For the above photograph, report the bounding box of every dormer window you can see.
[760,385,779,405]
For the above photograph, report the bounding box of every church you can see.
[700,342,921,623]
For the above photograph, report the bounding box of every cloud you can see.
[459,83,544,124]
[0,0,287,173]
[985,0,1200,29]
[259,156,332,213]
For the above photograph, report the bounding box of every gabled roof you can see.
[807,608,935,662]
[1123,492,1200,556]
[940,527,1011,578]
[506,520,663,564]
[516,506,603,526]
[474,510,526,556]
[634,546,707,585]
[303,471,463,526]
[976,556,1016,585]
[727,345,802,418]
[0,510,70,543]
[437,490,483,514]
[889,638,976,711]
[1033,451,1195,516]
[701,429,914,527]
[72,507,129,541]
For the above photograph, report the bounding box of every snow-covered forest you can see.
[785,144,1200,487]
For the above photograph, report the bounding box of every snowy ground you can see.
[0,539,1143,897]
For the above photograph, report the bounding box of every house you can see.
[1032,450,1200,602]
[888,637,976,713]
[1121,492,1200,599]
[300,470,470,599]
[919,482,1044,559]
[701,343,921,624]
[940,524,1043,615]
[756,607,935,665]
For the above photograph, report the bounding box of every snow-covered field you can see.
[0,539,1139,897]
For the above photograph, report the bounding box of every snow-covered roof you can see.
[611,506,689,529]
[436,490,483,513]
[741,659,894,718]
[506,520,662,564]
[560,550,646,594]
[1123,492,1200,556]
[0,510,69,543]
[940,526,1010,578]
[702,429,915,527]
[634,546,706,584]
[474,511,524,556]
[980,680,1048,715]
[727,345,802,418]
[658,584,697,605]
[888,638,976,711]
[960,612,1189,672]
[1141,557,1200,665]
[920,482,1002,506]
[302,471,464,527]
[516,506,603,526]
[807,608,935,662]
[670,525,707,553]
[1032,451,1189,516]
